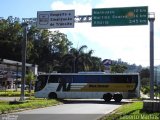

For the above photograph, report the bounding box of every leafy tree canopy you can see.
[0,16,103,73]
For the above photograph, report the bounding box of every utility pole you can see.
[148,13,155,100]
[15,63,19,91]
[20,23,28,101]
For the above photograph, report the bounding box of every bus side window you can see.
[73,75,85,83]
[48,75,59,83]
[132,75,138,83]
[86,75,100,83]
[73,75,76,83]
[111,75,117,83]
[73,75,79,83]
[35,75,48,91]
[127,76,132,83]
[63,75,72,83]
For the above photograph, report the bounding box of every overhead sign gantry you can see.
[35,6,148,29]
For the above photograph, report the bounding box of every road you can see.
[1,99,125,120]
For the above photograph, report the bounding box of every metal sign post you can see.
[20,22,28,101]
[148,13,155,100]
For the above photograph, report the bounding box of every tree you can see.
[29,29,53,72]
[0,17,22,61]
[62,45,95,73]
[27,29,72,72]
[140,68,150,79]
[50,31,72,56]
[49,31,73,72]
[89,56,105,71]
[140,68,150,86]
[0,17,104,73]
[25,70,35,95]
[110,64,127,73]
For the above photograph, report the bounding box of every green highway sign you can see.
[92,6,148,27]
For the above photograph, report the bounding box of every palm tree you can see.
[80,49,94,71]
[62,45,94,73]
[90,56,105,71]
[71,45,87,72]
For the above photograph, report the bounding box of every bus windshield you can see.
[35,75,48,92]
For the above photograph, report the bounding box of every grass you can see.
[0,97,61,114]
[0,90,34,97]
[100,101,160,120]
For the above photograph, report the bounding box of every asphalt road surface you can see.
[0,99,126,120]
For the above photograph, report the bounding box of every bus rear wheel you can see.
[113,93,123,102]
[103,93,112,102]
[48,92,57,99]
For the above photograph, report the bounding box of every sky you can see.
[1,0,160,67]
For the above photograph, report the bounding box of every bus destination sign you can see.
[37,10,75,29]
[92,6,148,27]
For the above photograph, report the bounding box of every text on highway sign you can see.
[37,10,75,29]
[92,6,148,27]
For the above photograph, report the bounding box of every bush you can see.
[141,86,150,94]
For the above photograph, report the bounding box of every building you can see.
[0,59,38,89]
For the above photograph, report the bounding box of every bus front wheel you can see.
[113,93,123,102]
[103,93,112,102]
[48,92,57,99]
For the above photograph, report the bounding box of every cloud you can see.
[51,0,92,15]
[51,0,160,67]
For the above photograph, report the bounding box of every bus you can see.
[35,72,140,102]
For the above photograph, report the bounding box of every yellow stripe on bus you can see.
[70,83,136,92]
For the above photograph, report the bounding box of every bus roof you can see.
[38,72,139,76]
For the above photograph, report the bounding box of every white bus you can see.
[35,72,140,102]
